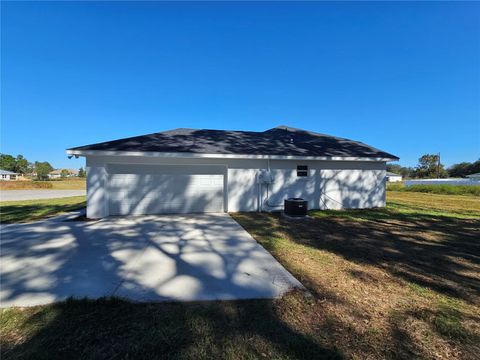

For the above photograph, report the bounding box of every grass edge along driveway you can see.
[0,196,86,224]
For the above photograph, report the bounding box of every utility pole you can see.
[437,152,441,178]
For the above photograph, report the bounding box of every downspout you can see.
[258,176,262,212]
[257,158,270,212]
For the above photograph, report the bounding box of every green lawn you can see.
[0,196,86,224]
[314,191,480,220]
[1,192,479,359]
[386,182,480,196]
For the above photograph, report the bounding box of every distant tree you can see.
[386,164,415,179]
[0,154,16,171]
[448,159,480,177]
[60,169,69,178]
[0,153,31,174]
[400,167,416,179]
[35,161,54,180]
[78,167,86,178]
[448,162,471,177]
[415,154,448,178]
[470,159,480,175]
[386,164,402,174]
[26,162,35,175]
[14,155,29,174]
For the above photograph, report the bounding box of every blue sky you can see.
[2,1,479,169]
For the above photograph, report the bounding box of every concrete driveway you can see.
[0,190,86,201]
[0,214,302,307]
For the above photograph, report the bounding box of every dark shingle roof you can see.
[68,126,398,160]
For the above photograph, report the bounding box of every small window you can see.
[297,165,308,177]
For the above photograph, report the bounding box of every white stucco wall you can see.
[264,160,386,211]
[86,155,386,218]
[86,156,109,218]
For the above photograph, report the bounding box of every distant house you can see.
[466,173,480,181]
[386,172,402,182]
[48,168,79,179]
[48,170,63,179]
[0,169,18,181]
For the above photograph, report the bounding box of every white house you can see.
[0,169,18,181]
[48,169,80,179]
[67,126,398,219]
[466,173,480,181]
[386,172,402,182]
[48,170,63,179]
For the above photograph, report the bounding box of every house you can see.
[466,173,480,181]
[67,126,399,218]
[48,170,63,179]
[0,169,18,181]
[48,168,79,179]
[386,172,402,182]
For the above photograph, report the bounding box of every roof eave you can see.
[66,149,398,162]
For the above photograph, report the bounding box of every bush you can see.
[387,183,480,196]
[386,183,404,192]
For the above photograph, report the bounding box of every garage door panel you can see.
[109,194,223,215]
[108,166,224,215]
[109,174,223,187]
[108,164,223,175]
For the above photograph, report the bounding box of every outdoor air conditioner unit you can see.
[284,198,308,217]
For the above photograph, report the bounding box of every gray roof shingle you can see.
[0,169,18,175]
[68,126,399,160]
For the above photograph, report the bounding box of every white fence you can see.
[404,179,480,186]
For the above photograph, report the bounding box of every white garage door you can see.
[107,164,225,215]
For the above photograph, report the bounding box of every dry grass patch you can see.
[0,179,86,191]
[0,181,53,190]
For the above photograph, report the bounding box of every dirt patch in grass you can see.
[0,196,86,224]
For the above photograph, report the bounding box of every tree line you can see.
[2,152,477,181]
[387,154,480,179]
[0,153,86,180]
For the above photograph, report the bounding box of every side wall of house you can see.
[86,155,386,218]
